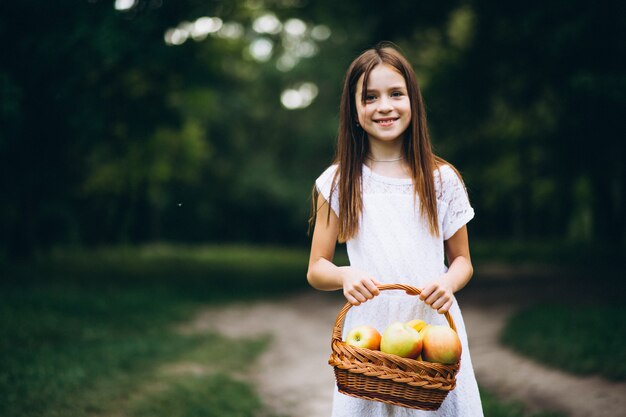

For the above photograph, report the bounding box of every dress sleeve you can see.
[315,165,339,217]
[440,166,475,240]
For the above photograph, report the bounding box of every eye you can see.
[391,91,404,97]
[365,94,377,102]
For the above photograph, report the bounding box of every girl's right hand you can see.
[340,267,381,306]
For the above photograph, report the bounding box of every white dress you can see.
[315,163,484,417]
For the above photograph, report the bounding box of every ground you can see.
[179,266,626,417]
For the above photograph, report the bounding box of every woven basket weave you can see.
[328,283,460,410]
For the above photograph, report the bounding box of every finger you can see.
[437,300,453,314]
[344,293,361,306]
[431,297,446,311]
[363,279,380,296]
[424,289,444,306]
[419,285,434,300]
[351,290,367,303]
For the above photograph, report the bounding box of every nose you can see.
[377,96,393,112]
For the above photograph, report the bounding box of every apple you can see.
[421,325,462,364]
[406,319,428,333]
[380,322,423,359]
[345,325,382,350]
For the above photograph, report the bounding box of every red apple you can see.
[380,322,423,359]
[345,325,382,350]
[421,325,462,364]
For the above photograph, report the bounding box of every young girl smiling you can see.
[307,43,484,416]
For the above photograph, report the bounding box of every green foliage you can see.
[1,1,625,258]
[470,238,619,267]
[0,244,305,417]
[407,1,625,242]
[5,244,310,302]
[501,304,626,380]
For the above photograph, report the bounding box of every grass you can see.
[473,239,626,382]
[470,239,618,267]
[481,389,565,417]
[0,244,308,417]
[1,242,610,416]
[128,372,266,417]
[501,303,626,381]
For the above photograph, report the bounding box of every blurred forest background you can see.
[1,0,624,259]
[2,3,626,416]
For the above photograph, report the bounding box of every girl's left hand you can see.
[419,276,454,314]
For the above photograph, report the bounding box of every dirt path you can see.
[184,289,626,417]
[463,304,626,417]
[182,291,341,417]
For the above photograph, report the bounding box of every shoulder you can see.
[434,164,468,199]
[434,164,463,186]
[434,163,458,179]
[315,164,340,214]
[315,164,339,200]
[315,164,338,186]
[322,164,339,177]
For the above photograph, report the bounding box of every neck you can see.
[366,155,404,162]
[366,148,404,163]
[367,139,404,163]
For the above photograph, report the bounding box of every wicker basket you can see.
[328,283,460,410]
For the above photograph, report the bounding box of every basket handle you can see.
[331,283,457,343]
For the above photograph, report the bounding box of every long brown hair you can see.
[311,43,453,242]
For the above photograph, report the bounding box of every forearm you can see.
[307,257,381,305]
[307,256,346,291]
[442,255,474,294]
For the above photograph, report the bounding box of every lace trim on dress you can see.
[362,164,460,200]
[361,164,474,239]
[315,164,474,237]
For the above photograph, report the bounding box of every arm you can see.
[306,193,380,305]
[419,225,474,313]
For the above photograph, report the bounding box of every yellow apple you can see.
[380,322,423,359]
[421,325,462,364]
[406,319,428,333]
[345,325,382,350]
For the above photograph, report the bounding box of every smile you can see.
[374,118,398,127]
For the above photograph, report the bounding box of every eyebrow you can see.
[365,85,407,92]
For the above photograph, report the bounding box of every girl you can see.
[307,43,484,416]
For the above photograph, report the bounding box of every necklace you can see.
[366,155,405,162]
